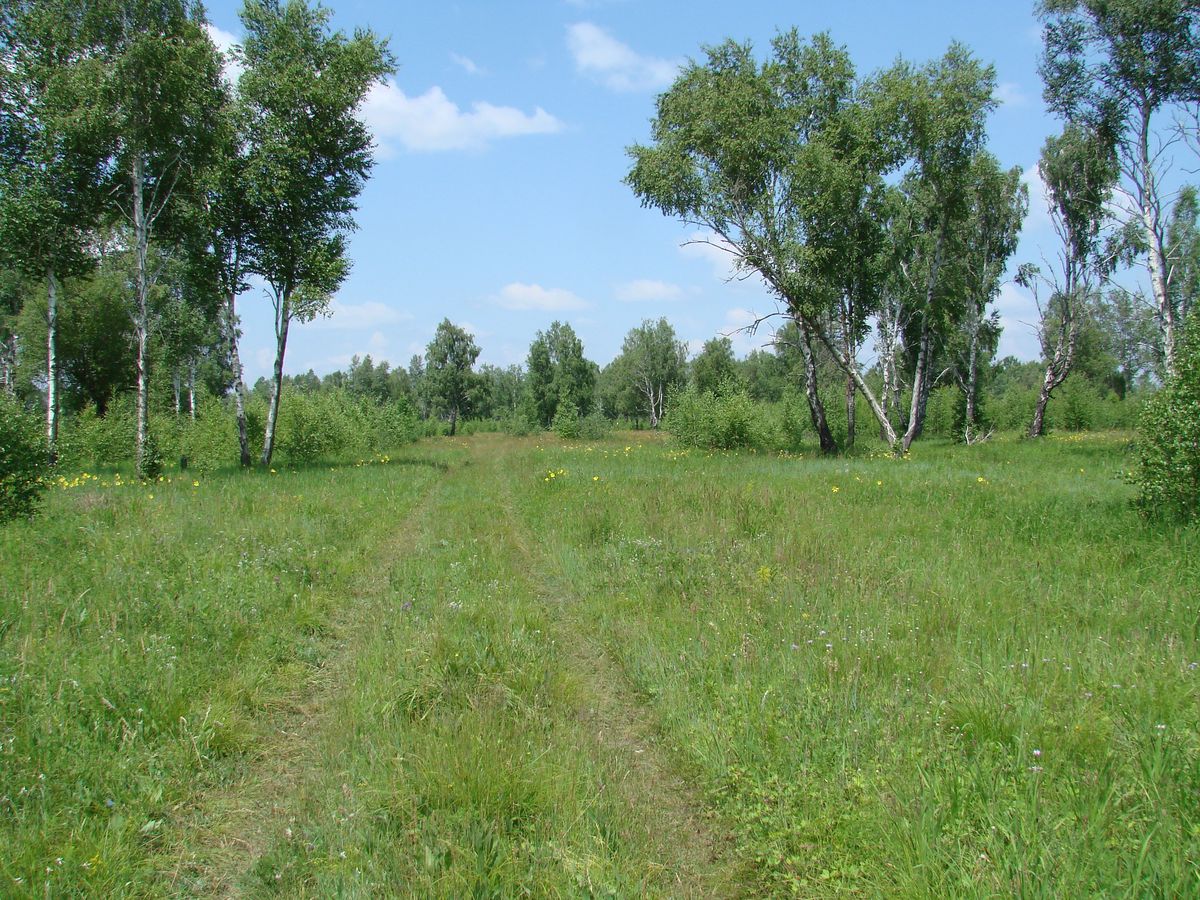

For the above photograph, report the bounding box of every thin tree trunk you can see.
[1136,101,1176,376]
[449,406,458,436]
[45,268,59,461]
[173,370,181,417]
[261,288,290,467]
[0,333,14,395]
[964,322,979,443]
[188,359,196,421]
[224,292,252,467]
[840,299,856,449]
[809,315,899,450]
[797,320,837,454]
[131,153,153,476]
[901,224,947,451]
[1029,307,1079,438]
[902,321,932,451]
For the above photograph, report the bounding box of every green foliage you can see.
[425,319,481,435]
[0,395,49,522]
[666,381,778,451]
[577,410,612,440]
[527,321,596,427]
[552,399,581,439]
[1133,317,1200,521]
[61,400,135,466]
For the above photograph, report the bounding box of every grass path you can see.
[161,464,451,894]
[483,437,746,897]
[166,435,745,897]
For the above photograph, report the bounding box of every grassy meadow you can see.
[1,431,1197,896]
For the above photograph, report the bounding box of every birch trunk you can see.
[901,225,947,451]
[45,269,60,461]
[1131,101,1176,376]
[225,293,253,467]
[188,359,196,421]
[1,333,14,395]
[840,303,856,450]
[172,370,181,416]
[964,322,979,443]
[797,320,836,454]
[810,316,899,451]
[902,322,932,451]
[131,153,152,476]
[261,288,290,467]
[1029,303,1079,438]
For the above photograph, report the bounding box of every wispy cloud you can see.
[679,231,739,280]
[494,282,590,311]
[360,80,564,153]
[310,300,413,330]
[566,22,679,92]
[450,52,484,76]
[996,81,1029,108]
[615,279,683,302]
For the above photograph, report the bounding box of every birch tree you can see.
[878,46,996,449]
[425,319,479,436]
[628,32,995,452]
[0,0,108,459]
[236,0,392,467]
[1023,124,1118,437]
[615,318,687,428]
[1040,0,1200,375]
[950,154,1027,442]
[95,0,224,475]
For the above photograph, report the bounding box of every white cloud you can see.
[450,52,483,76]
[1020,163,1054,236]
[494,282,590,311]
[994,281,1043,361]
[566,22,679,92]
[680,231,739,279]
[722,307,772,356]
[615,279,683,302]
[360,79,564,153]
[996,81,1028,107]
[205,23,243,85]
[310,300,412,330]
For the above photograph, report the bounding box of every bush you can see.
[0,396,49,523]
[1133,318,1200,522]
[61,399,134,465]
[577,410,612,440]
[666,382,777,451]
[552,400,581,439]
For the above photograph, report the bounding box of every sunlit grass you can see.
[2,429,1196,896]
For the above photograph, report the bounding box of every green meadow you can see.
[1,432,1197,896]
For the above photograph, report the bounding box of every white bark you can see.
[45,269,59,458]
[132,153,151,475]
[261,287,291,467]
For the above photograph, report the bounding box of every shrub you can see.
[552,399,581,439]
[0,396,49,523]
[1133,318,1200,522]
[60,399,134,465]
[577,410,612,440]
[666,382,776,451]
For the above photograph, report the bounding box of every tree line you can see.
[2,0,1198,474]
[1,0,391,474]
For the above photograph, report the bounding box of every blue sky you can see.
[202,0,1061,381]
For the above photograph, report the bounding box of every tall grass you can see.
[1,430,1195,895]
